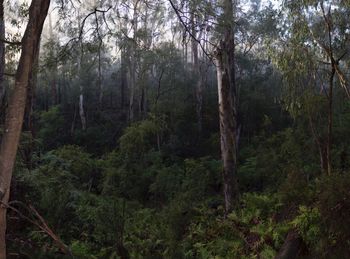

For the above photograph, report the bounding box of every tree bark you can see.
[215,0,239,214]
[0,0,50,258]
[0,0,5,113]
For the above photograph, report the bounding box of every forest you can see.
[0,0,350,258]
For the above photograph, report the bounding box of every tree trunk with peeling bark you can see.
[215,0,239,214]
[0,0,50,257]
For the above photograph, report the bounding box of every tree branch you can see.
[168,0,212,60]
[3,72,15,77]
[0,38,21,46]
[2,200,72,257]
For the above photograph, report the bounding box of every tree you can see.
[169,0,239,213]
[189,1,205,134]
[0,0,50,257]
[0,0,4,112]
[78,10,87,131]
[215,0,239,213]
[275,0,350,175]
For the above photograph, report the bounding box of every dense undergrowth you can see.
[6,103,350,258]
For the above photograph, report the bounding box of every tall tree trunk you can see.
[96,8,103,109]
[139,6,152,119]
[23,39,40,169]
[120,48,127,110]
[25,40,40,135]
[98,42,103,109]
[128,52,135,122]
[79,91,86,130]
[307,112,328,174]
[48,13,57,106]
[0,0,5,114]
[128,0,139,122]
[71,103,77,136]
[77,12,86,131]
[190,10,203,135]
[138,7,151,119]
[215,0,238,214]
[326,67,334,175]
[0,1,50,257]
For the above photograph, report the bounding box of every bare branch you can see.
[0,38,21,46]
[2,200,72,257]
[3,72,15,77]
[79,6,112,40]
[168,0,212,60]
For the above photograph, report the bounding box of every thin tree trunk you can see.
[307,112,328,173]
[79,92,86,130]
[25,40,40,134]
[71,103,77,136]
[326,67,334,175]
[128,0,139,122]
[49,14,57,106]
[98,42,103,109]
[215,0,238,214]
[120,48,127,110]
[77,12,86,131]
[190,10,203,135]
[0,1,50,257]
[127,54,135,122]
[0,0,5,113]
[95,8,103,109]
[24,39,40,169]
[138,8,151,119]
[51,75,58,105]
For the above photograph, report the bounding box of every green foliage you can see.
[124,208,165,258]
[315,174,350,257]
[119,115,166,162]
[179,193,288,258]
[18,145,100,242]
[291,206,321,246]
[71,241,97,259]
[37,106,67,149]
